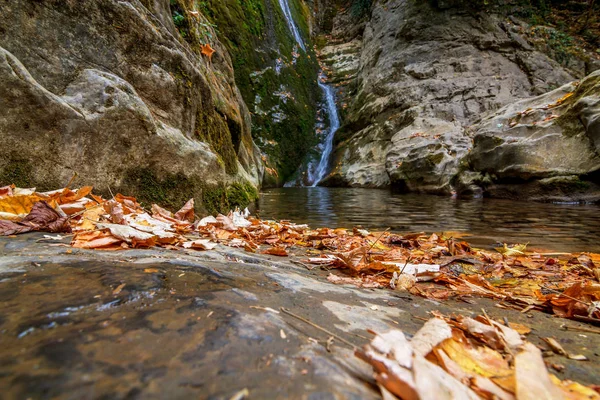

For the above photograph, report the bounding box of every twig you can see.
[64,172,78,190]
[67,202,105,220]
[359,228,390,264]
[290,259,314,270]
[541,285,592,307]
[280,307,357,348]
[572,315,600,326]
[560,324,600,335]
[399,256,413,275]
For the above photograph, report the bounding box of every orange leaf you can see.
[262,247,288,257]
[201,43,215,60]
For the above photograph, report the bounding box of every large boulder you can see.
[463,70,600,202]
[321,0,585,194]
[0,0,264,212]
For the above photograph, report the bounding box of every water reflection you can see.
[258,188,600,253]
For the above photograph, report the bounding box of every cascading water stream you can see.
[277,0,305,51]
[277,0,340,186]
[312,79,340,186]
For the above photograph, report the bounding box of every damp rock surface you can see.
[0,233,598,398]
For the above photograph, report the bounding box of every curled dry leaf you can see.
[72,230,123,249]
[182,239,218,250]
[357,314,598,400]
[262,247,288,257]
[0,201,71,236]
[515,343,564,400]
[174,198,194,223]
[96,223,157,248]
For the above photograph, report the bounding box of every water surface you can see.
[258,188,600,253]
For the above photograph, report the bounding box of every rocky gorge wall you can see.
[318,0,600,202]
[0,0,266,214]
[196,0,321,186]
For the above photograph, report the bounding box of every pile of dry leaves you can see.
[358,313,599,399]
[1,184,599,326]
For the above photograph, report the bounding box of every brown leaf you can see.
[334,246,368,271]
[0,220,34,235]
[0,185,14,197]
[182,239,218,250]
[174,198,194,222]
[0,201,71,236]
[96,223,157,248]
[262,247,288,257]
[104,200,125,224]
[72,230,123,249]
[217,214,237,231]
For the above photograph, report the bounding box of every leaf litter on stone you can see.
[357,313,599,400]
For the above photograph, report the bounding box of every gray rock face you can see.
[464,70,600,202]
[322,0,588,195]
[0,0,263,208]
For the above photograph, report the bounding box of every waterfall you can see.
[312,79,340,186]
[277,0,305,51]
[277,0,340,186]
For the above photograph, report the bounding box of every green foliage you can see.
[172,11,185,27]
[531,25,576,65]
[195,109,239,175]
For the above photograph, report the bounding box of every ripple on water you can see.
[258,188,600,253]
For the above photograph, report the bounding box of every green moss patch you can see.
[199,0,320,182]
[121,167,258,215]
[203,181,259,215]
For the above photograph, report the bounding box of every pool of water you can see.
[257,188,600,253]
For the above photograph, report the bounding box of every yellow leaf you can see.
[77,206,105,231]
[0,195,45,220]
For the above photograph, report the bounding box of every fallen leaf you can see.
[174,198,195,222]
[182,239,218,250]
[113,283,126,295]
[201,43,215,60]
[543,337,568,356]
[262,247,288,257]
[96,223,157,247]
[72,230,123,249]
[0,194,45,221]
[410,317,453,357]
[515,343,564,400]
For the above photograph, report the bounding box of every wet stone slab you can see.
[0,233,599,399]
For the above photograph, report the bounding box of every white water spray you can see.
[277,0,340,186]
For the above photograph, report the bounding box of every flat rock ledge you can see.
[0,233,598,398]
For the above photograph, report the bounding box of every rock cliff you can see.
[198,0,321,186]
[319,0,600,201]
[0,0,264,213]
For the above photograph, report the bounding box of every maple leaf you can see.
[201,43,215,61]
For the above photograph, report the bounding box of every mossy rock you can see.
[202,181,259,215]
[199,0,320,183]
